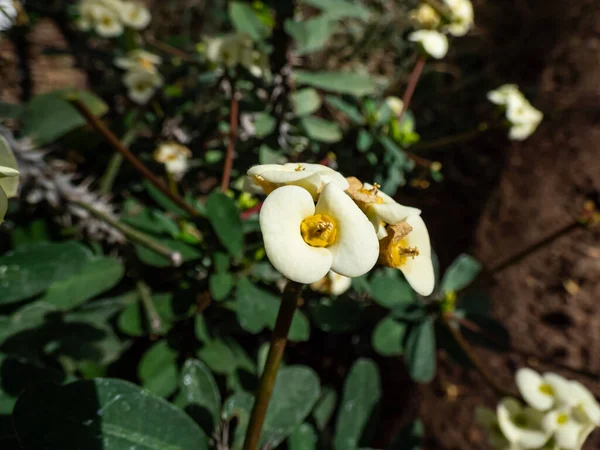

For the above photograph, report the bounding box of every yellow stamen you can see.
[300,214,337,247]
[556,413,569,425]
[389,238,420,267]
[539,383,554,396]
[295,164,305,172]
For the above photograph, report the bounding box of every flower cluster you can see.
[408,0,474,59]
[204,33,269,77]
[477,368,600,450]
[245,163,434,296]
[0,135,19,224]
[115,49,163,104]
[487,84,543,140]
[153,142,192,180]
[76,0,151,38]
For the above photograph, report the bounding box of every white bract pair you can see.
[0,136,20,224]
[77,0,151,38]
[115,50,163,104]
[246,163,434,296]
[487,84,543,140]
[477,368,600,450]
[204,33,269,77]
[153,142,192,180]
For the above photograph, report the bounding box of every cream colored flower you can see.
[115,49,161,73]
[123,70,162,104]
[543,409,586,450]
[385,96,404,117]
[487,84,521,105]
[239,46,269,77]
[259,183,379,284]
[444,0,474,36]
[205,33,252,68]
[76,0,102,31]
[154,142,192,179]
[245,163,349,199]
[475,407,517,450]
[497,398,550,449]
[408,30,448,59]
[378,215,434,296]
[516,369,572,411]
[310,270,352,296]
[409,4,441,29]
[93,4,123,37]
[0,136,19,224]
[487,85,543,140]
[0,0,17,31]
[569,381,600,426]
[119,1,150,29]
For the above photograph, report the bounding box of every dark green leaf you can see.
[289,423,318,450]
[326,95,365,124]
[372,317,406,356]
[440,254,482,293]
[13,378,208,449]
[302,0,372,20]
[135,236,202,268]
[334,359,381,450]
[285,16,337,55]
[222,392,254,449]
[301,116,342,143]
[254,113,276,138]
[41,257,124,310]
[144,180,192,217]
[370,271,416,309]
[206,191,244,259]
[0,101,24,119]
[209,273,235,301]
[229,2,269,40]
[308,297,365,333]
[213,252,230,273]
[293,70,376,96]
[312,387,337,431]
[292,88,322,116]
[138,341,178,397]
[175,359,221,435]
[405,319,436,383]
[259,144,287,165]
[357,129,374,152]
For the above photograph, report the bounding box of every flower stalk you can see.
[221,94,239,192]
[242,281,303,450]
[397,56,427,126]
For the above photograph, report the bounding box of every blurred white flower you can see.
[119,1,150,29]
[385,96,404,117]
[205,33,251,68]
[115,49,161,73]
[487,84,521,105]
[76,0,100,31]
[93,4,124,37]
[245,163,349,199]
[0,0,17,31]
[310,270,352,296]
[409,4,441,29]
[444,0,474,36]
[0,136,19,224]
[497,398,550,449]
[516,369,572,411]
[377,215,434,296]
[487,84,543,140]
[543,409,586,450]
[153,142,192,180]
[476,407,517,450]
[408,30,448,59]
[259,183,379,284]
[123,70,163,104]
[239,45,270,77]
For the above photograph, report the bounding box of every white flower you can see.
[475,407,517,450]
[259,183,379,284]
[119,1,150,29]
[115,49,161,73]
[205,33,252,68]
[497,398,551,449]
[0,135,19,224]
[153,142,191,180]
[385,96,404,117]
[543,409,586,450]
[487,84,521,105]
[444,0,474,36]
[0,0,17,32]
[569,381,600,426]
[239,45,269,77]
[310,270,352,296]
[516,369,572,411]
[487,85,543,140]
[408,30,448,59]
[409,4,441,29]
[245,163,349,199]
[123,70,163,104]
[378,215,434,296]
[93,4,124,37]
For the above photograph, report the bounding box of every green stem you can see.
[411,123,490,151]
[242,281,303,450]
[136,280,162,334]
[100,153,124,195]
[73,200,182,267]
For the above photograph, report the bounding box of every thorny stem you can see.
[242,281,303,450]
[397,56,426,127]
[449,313,600,382]
[68,97,199,217]
[441,314,516,397]
[221,95,239,192]
[411,123,490,151]
[73,201,182,267]
[136,280,162,335]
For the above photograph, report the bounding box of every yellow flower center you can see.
[301,214,337,247]
[102,16,113,26]
[539,383,554,396]
[140,58,154,70]
[357,183,384,204]
[556,413,569,425]
[252,175,276,195]
[390,238,419,267]
[295,164,305,172]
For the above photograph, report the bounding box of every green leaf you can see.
[122,206,179,237]
[222,392,254,449]
[259,144,287,164]
[13,378,208,449]
[135,236,202,268]
[326,96,365,124]
[312,387,337,431]
[285,16,337,55]
[308,297,365,333]
[370,271,416,309]
[235,277,309,342]
[301,0,372,20]
[261,366,321,448]
[0,241,93,305]
[138,340,178,397]
[294,70,376,96]
[41,257,124,310]
[0,101,24,119]
[209,273,235,301]
[334,359,381,450]
[372,316,406,356]
[175,359,221,435]
[254,113,276,138]
[405,319,436,383]
[213,252,230,273]
[0,135,19,198]
[292,88,322,116]
[22,90,108,146]
[206,191,244,259]
[198,338,254,377]
[301,116,342,143]
[289,423,318,450]
[440,254,482,293]
[229,2,269,41]
[144,180,192,217]
[357,129,374,152]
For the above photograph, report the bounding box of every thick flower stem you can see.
[397,56,427,126]
[242,281,303,450]
[67,97,199,217]
[441,313,516,397]
[136,280,162,335]
[221,95,239,192]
